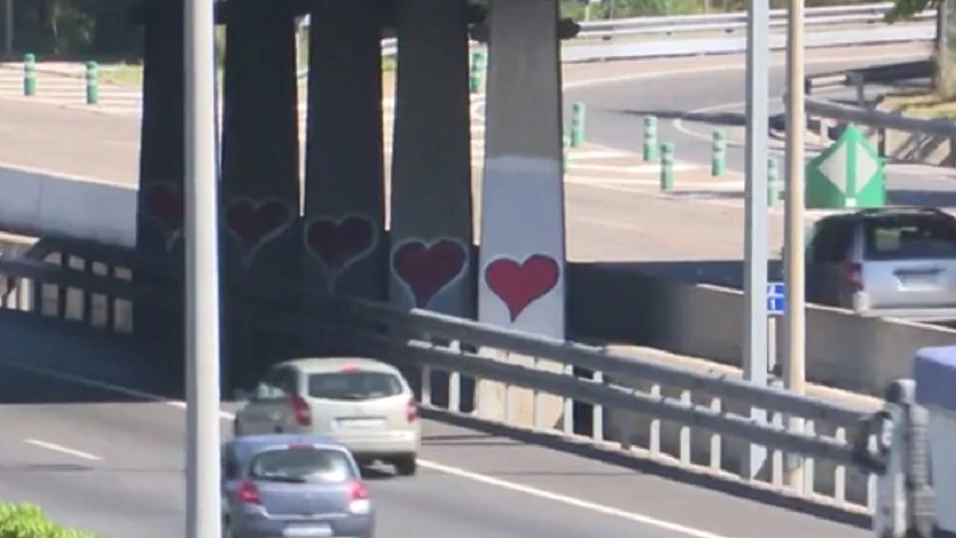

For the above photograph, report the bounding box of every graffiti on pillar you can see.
[391,238,468,309]
[304,214,378,291]
[483,254,560,322]
[143,181,184,251]
[225,197,295,269]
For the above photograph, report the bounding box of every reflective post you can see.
[184,0,222,535]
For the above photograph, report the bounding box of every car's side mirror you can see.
[253,383,271,399]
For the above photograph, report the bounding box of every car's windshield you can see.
[864,215,956,261]
[307,371,403,401]
[249,447,355,484]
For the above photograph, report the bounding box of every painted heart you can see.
[392,238,468,308]
[484,254,560,322]
[224,197,294,266]
[304,214,377,281]
[143,181,184,251]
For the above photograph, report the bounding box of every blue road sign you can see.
[767,282,785,315]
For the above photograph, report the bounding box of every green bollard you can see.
[570,102,586,148]
[23,53,36,97]
[562,128,570,172]
[469,50,486,94]
[767,157,780,206]
[85,61,99,105]
[711,130,727,177]
[642,116,658,162]
[660,143,675,191]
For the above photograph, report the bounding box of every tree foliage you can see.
[0,502,99,538]
[884,0,938,22]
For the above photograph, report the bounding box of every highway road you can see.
[0,314,871,538]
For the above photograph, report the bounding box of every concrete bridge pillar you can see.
[220,0,301,385]
[477,0,567,424]
[390,0,475,405]
[302,0,387,306]
[134,0,185,354]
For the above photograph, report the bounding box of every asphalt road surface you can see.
[0,314,870,538]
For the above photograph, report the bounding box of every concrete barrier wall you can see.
[601,345,881,506]
[568,263,956,396]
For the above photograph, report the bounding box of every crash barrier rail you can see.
[0,237,897,514]
[319,3,934,63]
[804,60,933,104]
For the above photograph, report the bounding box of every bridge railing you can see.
[0,236,897,516]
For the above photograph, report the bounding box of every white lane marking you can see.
[418,458,733,538]
[25,438,101,461]
[0,359,733,538]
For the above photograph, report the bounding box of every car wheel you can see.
[393,455,417,477]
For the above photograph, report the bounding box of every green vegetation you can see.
[0,501,99,537]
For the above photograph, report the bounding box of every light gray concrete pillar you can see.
[390,0,473,315]
[302,0,387,301]
[478,0,566,425]
[479,0,565,337]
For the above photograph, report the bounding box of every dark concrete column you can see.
[134,0,185,356]
[220,0,301,384]
[479,0,565,338]
[390,0,475,409]
[390,0,473,315]
[302,0,386,301]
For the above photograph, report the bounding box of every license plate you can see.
[900,274,938,288]
[283,524,332,537]
[336,418,385,430]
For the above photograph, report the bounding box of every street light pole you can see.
[783,0,807,492]
[184,0,222,534]
[742,0,770,479]
[4,0,14,57]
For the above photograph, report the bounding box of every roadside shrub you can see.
[0,502,98,538]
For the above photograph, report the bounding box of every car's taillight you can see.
[346,480,371,514]
[845,262,863,291]
[237,481,261,505]
[406,397,418,423]
[290,396,311,426]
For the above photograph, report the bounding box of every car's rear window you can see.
[307,371,403,401]
[249,447,355,484]
[864,215,956,260]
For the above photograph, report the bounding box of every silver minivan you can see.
[806,207,956,320]
[233,357,420,476]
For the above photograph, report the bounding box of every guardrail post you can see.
[85,61,99,105]
[767,157,780,206]
[642,115,658,162]
[23,53,35,96]
[711,130,727,176]
[570,102,586,148]
[660,142,674,191]
[469,50,486,94]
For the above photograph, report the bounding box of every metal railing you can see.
[0,238,894,514]
[297,2,934,64]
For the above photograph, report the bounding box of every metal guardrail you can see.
[0,242,893,511]
[295,2,934,66]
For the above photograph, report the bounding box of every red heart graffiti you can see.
[304,214,377,275]
[225,197,294,264]
[484,254,560,322]
[392,238,468,308]
[143,181,183,250]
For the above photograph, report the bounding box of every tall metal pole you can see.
[184,0,222,534]
[742,0,770,480]
[783,0,807,492]
[4,0,13,57]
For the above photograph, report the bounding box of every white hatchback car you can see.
[233,357,421,476]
